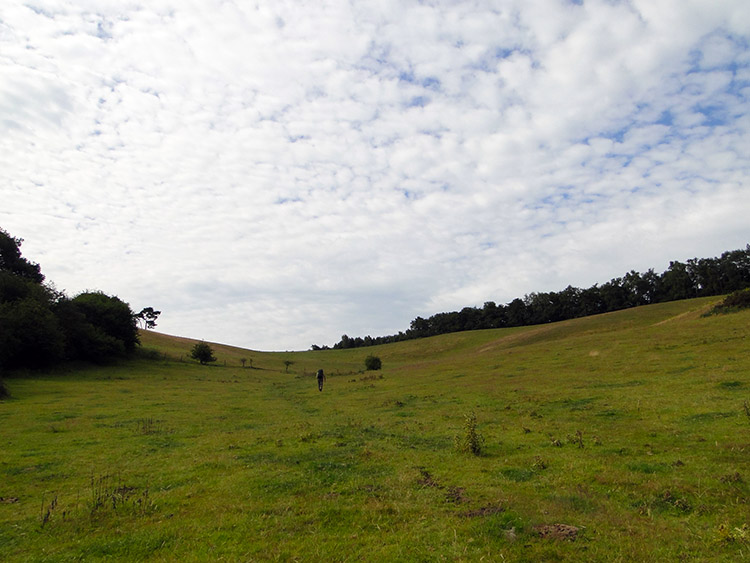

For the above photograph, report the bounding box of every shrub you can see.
[454,411,485,455]
[707,288,750,315]
[722,288,750,308]
[190,341,216,365]
[364,355,382,371]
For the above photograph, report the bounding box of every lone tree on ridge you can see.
[190,341,216,365]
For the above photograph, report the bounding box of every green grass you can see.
[1,296,749,561]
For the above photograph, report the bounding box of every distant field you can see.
[1,296,748,561]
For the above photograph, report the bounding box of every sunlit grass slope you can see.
[2,296,748,561]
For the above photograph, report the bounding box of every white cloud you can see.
[1,0,748,350]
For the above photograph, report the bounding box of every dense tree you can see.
[659,260,697,302]
[578,285,605,317]
[71,292,140,353]
[0,297,64,368]
[136,307,161,330]
[557,286,583,320]
[506,298,528,327]
[0,229,44,283]
[599,279,630,312]
[364,355,382,370]
[715,248,750,291]
[0,230,60,369]
[409,317,430,338]
[190,341,216,365]
[481,301,507,329]
[1,227,152,370]
[53,293,139,363]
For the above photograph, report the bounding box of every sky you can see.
[1,0,749,351]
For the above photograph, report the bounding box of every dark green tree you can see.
[0,229,44,283]
[579,285,605,316]
[0,230,63,369]
[505,298,528,327]
[54,298,123,362]
[190,341,216,365]
[659,261,697,302]
[0,227,150,369]
[136,307,161,330]
[599,278,630,311]
[0,297,64,368]
[70,292,140,354]
[364,355,382,370]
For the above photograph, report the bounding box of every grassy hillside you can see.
[1,296,748,561]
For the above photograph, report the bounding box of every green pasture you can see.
[1,296,748,561]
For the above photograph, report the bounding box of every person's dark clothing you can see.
[317,369,325,391]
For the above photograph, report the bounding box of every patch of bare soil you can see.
[416,467,469,503]
[445,486,469,504]
[416,467,442,488]
[534,523,580,541]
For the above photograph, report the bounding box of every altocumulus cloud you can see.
[1,0,748,350]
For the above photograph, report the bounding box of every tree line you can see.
[316,244,750,350]
[0,228,159,373]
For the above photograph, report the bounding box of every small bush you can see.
[721,288,750,309]
[706,288,750,315]
[190,341,216,365]
[454,411,485,456]
[364,355,382,371]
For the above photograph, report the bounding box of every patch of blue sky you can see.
[598,127,627,144]
[693,104,729,127]
[538,187,576,209]
[421,76,441,91]
[274,196,303,205]
[95,20,113,40]
[397,69,440,90]
[356,41,394,76]
[614,154,635,168]
[578,192,606,205]
[418,128,444,139]
[398,69,416,83]
[406,96,429,108]
[469,46,527,73]
[724,65,750,100]
[655,110,674,126]
[367,134,397,148]
[689,32,749,72]
[24,4,56,18]
[399,188,423,201]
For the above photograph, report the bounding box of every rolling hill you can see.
[2,295,748,561]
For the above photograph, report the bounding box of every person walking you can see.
[316,369,326,392]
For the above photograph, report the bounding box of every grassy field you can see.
[1,296,748,561]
